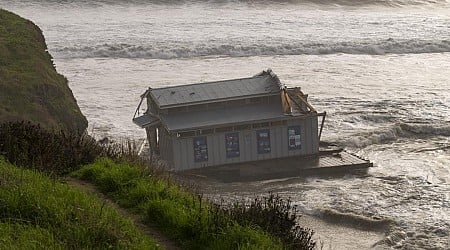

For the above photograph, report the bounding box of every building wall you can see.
[159,127,174,167]
[170,115,319,171]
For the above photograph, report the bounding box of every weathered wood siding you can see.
[159,128,174,167]
[170,115,319,171]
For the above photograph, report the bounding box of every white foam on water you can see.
[1,1,449,248]
[51,39,450,59]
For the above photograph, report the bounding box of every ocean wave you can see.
[53,39,450,59]
[234,0,449,7]
[317,208,392,231]
[340,123,450,148]
[27,0,450,7]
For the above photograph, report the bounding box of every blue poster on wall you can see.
[256,129,271,154]
[193,136,208,162]
[225,132,240,158]
[288,126,301,150]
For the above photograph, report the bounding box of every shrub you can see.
[222,194,316,250]
[0,121,101,175]
[0,121,145,175]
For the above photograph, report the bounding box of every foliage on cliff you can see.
[0,121,141,175]
[0,9,87,132]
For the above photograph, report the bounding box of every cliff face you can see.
[0,9,87,132]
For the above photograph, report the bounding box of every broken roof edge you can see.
[145,69,282,107]
[254,68,285,89]
[149,71,276,92]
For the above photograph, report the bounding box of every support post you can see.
[146,125,158,154]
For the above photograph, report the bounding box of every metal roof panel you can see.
[149,73,281,108]
[132,114,160,128]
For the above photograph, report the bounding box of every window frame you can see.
[256,129,271,154]
[287,126,301,150]
[193,136,208,162]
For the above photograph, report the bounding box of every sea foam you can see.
[52,39,450,59]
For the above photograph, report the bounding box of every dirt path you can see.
[65,177,180,250]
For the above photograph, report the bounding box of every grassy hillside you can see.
[73,158,282,249]
[0,158,159,249]
[73,158,315,249]
[0,9,87,132]
[0,122,316,249]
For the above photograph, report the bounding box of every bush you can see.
[0,121,101,175]
[222,194,316,250]
[0,121,144,175]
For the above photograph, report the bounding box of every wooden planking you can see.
[182,150,372,182]
[318,153,369,169]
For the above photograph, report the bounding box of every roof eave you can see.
[165,112,320,133]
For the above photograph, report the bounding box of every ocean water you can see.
[1,0,449,249]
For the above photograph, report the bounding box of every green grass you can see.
[0,9,87,132]
[73,158,283,250]
[0,158,160,250]
[0,223,63,249]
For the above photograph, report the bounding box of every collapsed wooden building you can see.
[133,69,332,171]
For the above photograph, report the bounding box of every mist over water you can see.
[1,0,449,249]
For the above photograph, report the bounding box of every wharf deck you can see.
[182,149,373,182]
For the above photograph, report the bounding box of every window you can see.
[225,132,240,158]
[215,126,233,133]
[193,137,208,162]
[252,122,269,129]
[234,124,251,131]
[287,126,301,150]
[256,129,271,154]
[198,129,214,135]
[178,131,196,138]
[270,120,286,127]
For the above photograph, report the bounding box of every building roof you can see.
[148,70,282,108]
[132,113,160,128]
[160,103,297,131]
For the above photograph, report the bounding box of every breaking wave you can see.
[52,39,450,59]
[317,208,392,231]
[229,0,450,7]
[340,123,450,148]
[28,0,450,7]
